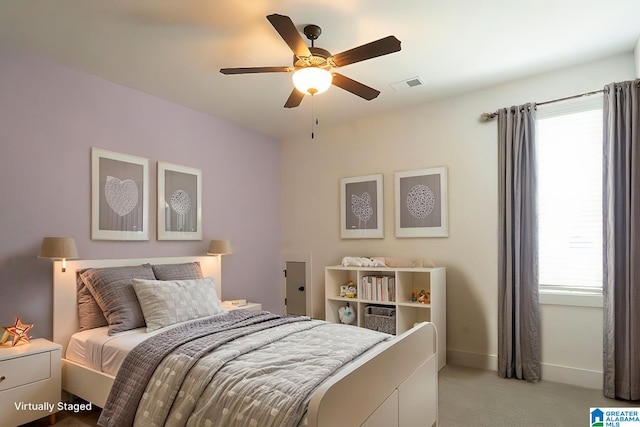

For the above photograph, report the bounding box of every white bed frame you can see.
[52,256,438,427]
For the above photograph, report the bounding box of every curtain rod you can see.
[480,89,604,121]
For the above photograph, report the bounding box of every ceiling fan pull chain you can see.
[313,97,317,139]
[312,117,319,139]
[311,94,319,139]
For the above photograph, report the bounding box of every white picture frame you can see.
[157,161,202,240]
[91,148,149,241]
[340,174,384,239]
[395,167,448,237]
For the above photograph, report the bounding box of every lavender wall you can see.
[0,43,282,339]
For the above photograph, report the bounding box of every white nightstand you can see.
[221,301,262,311]
[0,338,61,427]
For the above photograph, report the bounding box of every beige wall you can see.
[281,52,636,387]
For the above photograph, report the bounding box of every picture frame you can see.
[395,167,448,237]
[91,147,149,240]
[340,174,384,239]
[157,161,202,240]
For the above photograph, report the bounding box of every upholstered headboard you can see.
[52,256,220,355]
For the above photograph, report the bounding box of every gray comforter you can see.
[98,310,389,427]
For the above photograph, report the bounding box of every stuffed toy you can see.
[338,304,355,325]
[341,257,385,267]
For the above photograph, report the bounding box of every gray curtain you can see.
[497,103,541,382]
[603,79,640,400]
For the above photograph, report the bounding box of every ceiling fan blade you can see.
[266,14,312,59]
[284,88,305,108]
[332,73,380,100]
[331,36,401,67]
[220,66,292,75]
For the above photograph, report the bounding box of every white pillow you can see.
[132,277,225,332]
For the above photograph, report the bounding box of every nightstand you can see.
[221,301,262,311]
[0,338,61,427]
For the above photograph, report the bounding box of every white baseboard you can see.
[540,363,602,389]
[447,349,498,371]
[447,349,603,389]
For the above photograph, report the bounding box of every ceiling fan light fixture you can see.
[292,67,332,95]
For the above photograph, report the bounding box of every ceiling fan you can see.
[220,14,401,108]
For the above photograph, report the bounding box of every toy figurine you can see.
[410,291,418,302]
[341,280,357,298]
[417,289,430,304]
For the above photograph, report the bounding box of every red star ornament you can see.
[4,317,33,346]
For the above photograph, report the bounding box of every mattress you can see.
[66,326,152,376]
[65,315,225,376]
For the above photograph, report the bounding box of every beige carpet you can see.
[21,364,639,426]
[438,364,639,426]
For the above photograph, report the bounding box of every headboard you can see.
[52,256,220,355]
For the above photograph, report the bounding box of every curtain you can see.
[497,103,541,382]
[603,79,640,400]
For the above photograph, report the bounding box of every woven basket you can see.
[364,305,396,335]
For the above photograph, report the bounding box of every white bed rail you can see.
[307,322,438,427]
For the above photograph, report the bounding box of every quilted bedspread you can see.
[98,310,390,427]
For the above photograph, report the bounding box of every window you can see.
[536,95,603,298]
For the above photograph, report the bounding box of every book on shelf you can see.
[360,275,395,302]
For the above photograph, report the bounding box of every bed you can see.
[52,256,438,427]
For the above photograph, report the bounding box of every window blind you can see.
[536,95,603,290]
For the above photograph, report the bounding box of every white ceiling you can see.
[1,1,639,140]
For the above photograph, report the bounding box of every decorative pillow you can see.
[76,268,108,331]
[151,262,203,281]
[80,264,156,335]
[132,277,225,332]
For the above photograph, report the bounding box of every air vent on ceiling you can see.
[390,77,424,91]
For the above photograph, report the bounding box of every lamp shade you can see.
[207,240,232,256]
[292,67,332,95]
[38,237,78,260]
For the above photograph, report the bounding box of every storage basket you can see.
[364,305,396,335]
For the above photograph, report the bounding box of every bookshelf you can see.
[325,265,446,369]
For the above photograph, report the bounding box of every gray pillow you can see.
[80,264,156,335]
[151,262,203,281]
[132,277,225,332]
[76,269,108,331]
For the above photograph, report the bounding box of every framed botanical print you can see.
[91,148,149,240]
[340,174,384,239]
[395,167,448,237]
[157,161,202,240]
